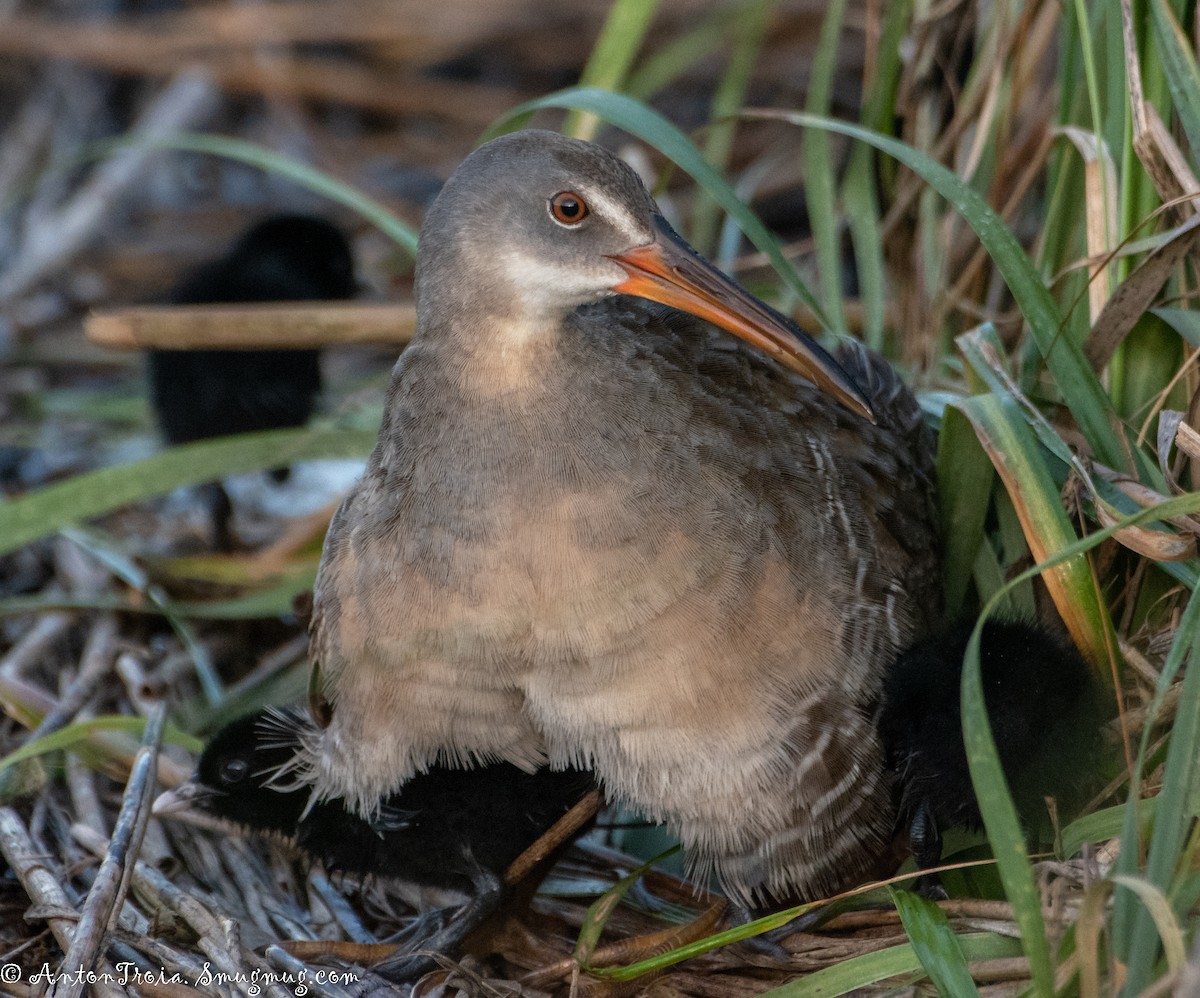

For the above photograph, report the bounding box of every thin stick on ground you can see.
[54,703,166,998]
[0,809,127,998]
[25,616,118,746]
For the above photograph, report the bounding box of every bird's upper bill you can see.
[608,214,874,422]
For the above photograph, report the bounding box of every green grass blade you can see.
[484,87,830,329]
[1113,873,1189,978]
[1149,0,1200,169]
[625,4,746,100]
[757,932,1021,997]
[0,563,318,621]
[690,0,776,253]
[0,716,203,772]
[936,405,996,618]
[1151,306,1200,347]
[891,889,982,997]
[951,392,1116,670]
[957,325,1079,470]
[0,428,376,558]
[573,845,680,967]
[1119,583,1200,990]
[801,0,848,333]
[972,537,1026,617]
[589,895,822,980]
[174,567,320,620]
[840,0,909,351]
[959,607,1054,997]
[859,0,912,139]
[842,144,886,350]
[1070,0,1116,275]
[925,486,1200,997]
[97,133,419,256]
[563,0,661,140]
[1062,799,1157,859]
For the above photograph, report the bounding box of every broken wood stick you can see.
[85,301,414,350]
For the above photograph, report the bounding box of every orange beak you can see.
[608,215,873,423]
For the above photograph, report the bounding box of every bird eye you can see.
[549,191,589,226]
[219,758,249,785]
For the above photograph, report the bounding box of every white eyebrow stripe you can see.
[583,186,650,245]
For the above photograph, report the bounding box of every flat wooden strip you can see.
[85,301,414,349]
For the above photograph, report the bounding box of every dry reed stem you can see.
[85,302,414,350]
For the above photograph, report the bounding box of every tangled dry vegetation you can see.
[0,0,1197,996]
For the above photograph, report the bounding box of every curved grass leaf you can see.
[586,892,821,981]
[890,888,982,997]
[587,862,996,982]
[1151,306,1200,347]
[951,392,1116,669]
[0,563,317,621]
[0,715,203,773]
[91,133,419,256]
[1111,873,1188,975]
[1062,798,1157,859]
[483,87,829,329]
[972,534,1032,618]
[842,0,909,350]
[574,845,680,967]
[842,145,886,350]
[960,607,1054,996]
[174,567,319,620]
[0,428,375,558]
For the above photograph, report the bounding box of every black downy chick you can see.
[154,708,597,977]
[877,618,1098,888]
[147,215,357,548]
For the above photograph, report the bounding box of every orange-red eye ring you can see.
[549,191,589,225]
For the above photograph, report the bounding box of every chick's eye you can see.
[550,191,588,225]
[219,758,249,785]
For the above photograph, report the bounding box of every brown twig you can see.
[0,809,79,955]
[24,617,118,746]
[53,703,166,998]
[523,901,726,989]
[0,809,126,998]
[0,614,73,683]
[74,822,295,998]
[85,302,414,350]
[504,789,603,888]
